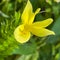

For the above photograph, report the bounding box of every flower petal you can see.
[21,0,41,24]
[32,18,53,27]
[21,0,33,24]
[30,26,55,37]
[14,25,31,43]
[35,8,41,15]
[29,8,41,24]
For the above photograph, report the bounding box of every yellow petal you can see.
[21,0,41,24]
[14,25,31,43]
[21,0,33,24]
[35,8,41,15]
[29,26,55,37]
[29,8,41,24]
[32,18,53,27]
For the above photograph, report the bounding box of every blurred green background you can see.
[0,0,60,60]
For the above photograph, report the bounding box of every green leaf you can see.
[46,17,60,43]
[14,11,21,25]
[12,43,37,55]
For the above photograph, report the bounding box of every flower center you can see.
[24,24,31,32]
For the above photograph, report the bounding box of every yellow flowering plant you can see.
[14,0,55,43]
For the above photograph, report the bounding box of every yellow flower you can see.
[14,0,55,43]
